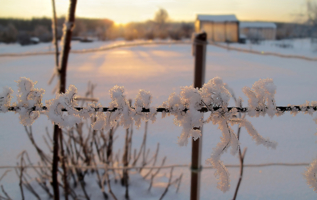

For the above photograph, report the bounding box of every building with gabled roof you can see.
[195,14,239,42]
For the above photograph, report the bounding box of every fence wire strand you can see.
[0,41,316,61]
[7,105,317,113]
[0,162,310,170]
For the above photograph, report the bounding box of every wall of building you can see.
[198,21,238,42]
[240,27,276,40]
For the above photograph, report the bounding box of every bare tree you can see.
[306,0,317,27]
[154,8,169,28]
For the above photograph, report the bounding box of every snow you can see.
[229,38,317,59]
[197,14,238,22]
[0,39,317,199]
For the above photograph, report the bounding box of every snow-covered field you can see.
[230,38,317,59]
[1,39,317,199]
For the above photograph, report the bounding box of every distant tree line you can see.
[275,23,313,40]
[0,17,114,44]
[0,9,194,45]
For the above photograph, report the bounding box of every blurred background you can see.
[0,0,316,45]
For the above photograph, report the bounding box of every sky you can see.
[0,0,311,24]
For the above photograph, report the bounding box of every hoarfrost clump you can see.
[304,158,317,192]
[15,77,45,126]
[134,89,156,128]
[206,110,239,192]
[109,85,133,129]
[201,77,231,109]
[300,101,317,116]
[46,85,81,128]
[92,85,128,131]
[92,86,150,131]
[162,86,203,146]
[204,77,277,192]
[0,86,13,113]
[243,78,276,117]
[177,86,203,146]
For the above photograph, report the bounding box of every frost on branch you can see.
[15,77,45,126]
[230,118,277,149]
[201,78,237,192]
[0,86,13,113]
[46,85,81,128]
[243,78,276,117]
[304,158,317,192]
[206,111,239,192]
[204,77,277,192]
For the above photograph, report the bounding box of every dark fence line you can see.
[0,41,190,57]
[0,41,316,62]
[7,106,317,113]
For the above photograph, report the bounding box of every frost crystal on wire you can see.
[204,77,277,192]
[0,86,13,113]
[46,85,81,128]
[134,89,155,128]
[15,77,45,126]
[243,78,276,117]
[3,77,317,194]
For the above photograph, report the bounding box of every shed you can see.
[240,22,276,40]
[195,14,239,42]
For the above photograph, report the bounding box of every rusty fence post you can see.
[190,32,207,200]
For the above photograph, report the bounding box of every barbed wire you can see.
[6,105,317,113]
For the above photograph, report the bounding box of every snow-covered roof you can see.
[240,22,276,29]
[197,14,238,22]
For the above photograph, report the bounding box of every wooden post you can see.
[190,32,207,200]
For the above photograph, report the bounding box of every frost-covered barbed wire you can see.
[2,77,317,193]
[13,78,45,126]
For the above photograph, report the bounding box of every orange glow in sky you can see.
[0,0,309,23]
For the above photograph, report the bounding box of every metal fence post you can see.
[191,32,207,200]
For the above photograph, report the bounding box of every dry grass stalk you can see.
[148,156,167,191]
[159,167,174,200]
